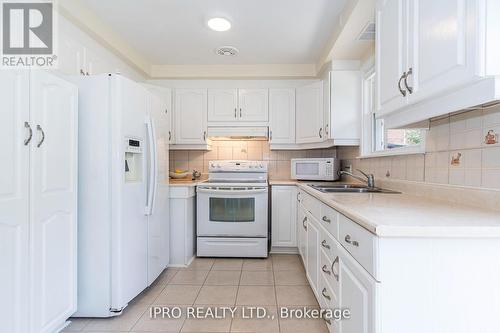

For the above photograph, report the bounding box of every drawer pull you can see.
[324,318,332,325]
[321,240,330,249]
[321,287,331,300]
[345,234,359,247]
[331,256,339,282]
[322,216,331,223]
[322,264,331,275]
[302,216,307,230]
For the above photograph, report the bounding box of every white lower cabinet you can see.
[306,214,320,294]
[0,70,78,333]
[297,204,308,264]
[271,186,297,250]
[169,186,196,266]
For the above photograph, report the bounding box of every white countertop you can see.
[298,183,500,238]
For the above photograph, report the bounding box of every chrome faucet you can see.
[338,169,375,189]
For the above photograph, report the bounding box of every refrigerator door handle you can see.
[145,117,156,215]
[150,117,158,215]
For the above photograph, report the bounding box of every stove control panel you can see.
[209,160,268,173]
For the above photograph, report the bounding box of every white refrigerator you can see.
[74,74,169,317]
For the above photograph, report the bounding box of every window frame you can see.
[359,68,426,158]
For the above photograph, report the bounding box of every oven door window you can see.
[209,197,255,222]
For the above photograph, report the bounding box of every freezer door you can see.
[111,75,149,310]
[146,92,170,285]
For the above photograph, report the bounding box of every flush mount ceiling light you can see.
[207,17,231,31]
[215,46,239,57]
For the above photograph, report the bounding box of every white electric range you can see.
[196,160,269,258]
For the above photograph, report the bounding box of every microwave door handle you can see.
[197,188,267,195]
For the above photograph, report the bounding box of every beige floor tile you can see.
[279,317,328,333]
[231,306,279,333]
[274,270,308,286]
[185,258,215,271]
[205,270,241,286]
[195,286,238,305]
[83,302,149,331]
[236,286,277,306]
[181,317,232,332]
[240,271,274,286]
[276,286,318,306]
[61,318,90,331]
[242,258,273,271]
[272,255,304,271]
[132,305,186,332]
[212,259,243,271]
[170,270,209,285]
[155,285,202,305]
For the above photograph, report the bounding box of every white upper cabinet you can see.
[405,0,478,104]
[376,0,408,115]
[208,89,239,122]
[238,89,269,122]
[269,88,295,144]
[376,0,500,125]
[174,89,208,145]
[296,81,324,144]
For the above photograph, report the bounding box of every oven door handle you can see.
[197,187,268,195]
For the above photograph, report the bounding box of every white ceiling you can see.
[80,0,348,66]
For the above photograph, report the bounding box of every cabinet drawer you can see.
[318,270,340,333]
[319,246,339,298]
[338,214,378,279]
[319,203,339,240]
[300,191,321,220]
[318,226,337,262]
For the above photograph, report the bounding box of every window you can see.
[361,70,426,157]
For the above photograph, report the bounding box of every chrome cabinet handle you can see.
[322,216,331,223]
[321,288,331,300]
[165,108,168,115]
[239,108,242,118]
[302,216,307,230]
[36,125,45,148]
[322,264,331,275]
[345,234,359,247]
[398,72,407,97]
[24,122,33,145]
[297,192,301,202]
[331,256,339,281]
[80,69,85,76]
[404,67,413,94]
[234,108,237,118]
[168,131,171,141]
[203,131,207,141]
[319,127,323,138]
[325,124,329,135]
[324,318,332,325]
[321,240,330,249]
[269,130,272,141]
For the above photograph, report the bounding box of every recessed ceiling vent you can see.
[357,22,375,41]
[215,46,239,56]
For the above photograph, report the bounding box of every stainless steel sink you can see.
[308,184,400,194]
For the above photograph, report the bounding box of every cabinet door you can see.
[306,215,320,293]
[147,93,170,285]
[271,186,297,247]
[145,85,173,144]
[269,89,295,144]
[208,89,238,122]
[297,204,308,264]
[375,0,408,116]
[339,252,376,333]
[296,81,324,143]
[0,70,30,333]
[30,71,78,333]
[238,89,269,122]
[174,89,208,144]
[406,0,478,104]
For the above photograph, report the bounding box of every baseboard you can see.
[270,246,299,254]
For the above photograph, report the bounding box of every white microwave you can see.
[291,158,340,181]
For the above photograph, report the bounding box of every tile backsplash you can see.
[339,105,500,189]
[169,141,337,180]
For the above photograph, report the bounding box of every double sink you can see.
[308,184,400,194]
